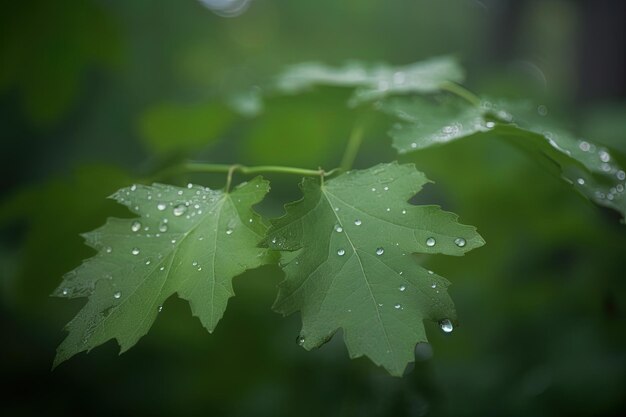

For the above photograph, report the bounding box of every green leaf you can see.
[53,177,272,367]
[265,163,484,376]
[138,101,235,155]
[273,56,464,106]
[383,96,488,152]
[383,97,626,219]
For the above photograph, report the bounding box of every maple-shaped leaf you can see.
[383,97,626,219]
[53,177,272,367]
[265,163,484,376]
[273,56,464,105]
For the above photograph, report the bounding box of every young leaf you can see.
[266,163,484,376]
[53,177,272,367]
[273,56,464,106]
[383,97,626,219]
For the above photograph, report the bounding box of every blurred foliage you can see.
[1,0,625,416]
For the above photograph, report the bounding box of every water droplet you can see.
[157,203,167,211]
[171,239,177,244]
[113,291,122,299]
[62,288,69,296]
[579,141,591,152]
[249,218,253,223]
[617,170,626,181]
[386,208,391,212]
[187,183,193,189]
[131,221,142,232]
[192,261,198,266]
[577,178,585,185]
[158,305,163,312]
[159,266,165,271]
[334,224,343,233]
[426,237,436,247]
[337,249,346,256]
[617,184,624,193]
[439,319,453,333]
[431,283,437,288]
[411,142,417,149]
[485,121,496,129]
[177,190,183,196]
[159,223,168,232]
[296,335,305,346]
[226,229,233,235]
[105,246,112,254]
[371,187,376,192]
[394,304,402,309]
[334,207,340,212]
[354,219,362,226]
[271,237,277,244]
[173,204,186,216]
[145,259,151,265]
[537,105,548,116]
[384,186,389,191]
[428,270,434,275]
[401,209,407,214]
[599,150,611,162]
[399,285,406,292]
[130,184,137,192]
[454,237,466,247]
[376,247,384,256]
[131,248,140,255]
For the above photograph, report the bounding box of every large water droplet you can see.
[334,224,343,233]
[157,203,167,211]
[454,237,466,247]
[337,249,346,256]
[113,291,122,299]
[439,319,453,333]
[376,247,384,256]
[131,247,140,255]
[426,237,436,247]
[131,221,142,232]
[159,223,168,232]
[577,178,585,185]
[599,150,610,162]
[354,219,362,226]
[579,141,591,152]
[173,204,186,216]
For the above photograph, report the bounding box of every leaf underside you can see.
[266,163,484,376]
[53,177,272,367]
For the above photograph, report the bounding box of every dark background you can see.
[1,1,625,416]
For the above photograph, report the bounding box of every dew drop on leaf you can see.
[439,319,453,333]
[113,291,121,299]
[394,304,401,309]
[337,249,346,256]
[159,223,168,232]
[334,224,343,233]
[426,237,436,247]
[399,285,406,292]
[296,335,305,346]
[131,221,141,232]
[354,219,362,226]
[131,248,140,255]
[158,305,163,312]
[173,204,186,216]
[376,247,384,255]
[157,203,167,211]
[105,247,112,254]
[454,237,466,247]
[226,229,233,235]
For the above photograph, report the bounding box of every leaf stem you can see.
[340,123,365,171]
[440,81,482,107]
[153,162,340,182]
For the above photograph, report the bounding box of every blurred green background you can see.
[1,0,625,416]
